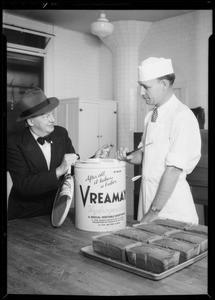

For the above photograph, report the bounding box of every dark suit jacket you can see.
[7,125,76,220]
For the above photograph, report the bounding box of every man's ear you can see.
[26,118,33,127]
[161,79,170,89]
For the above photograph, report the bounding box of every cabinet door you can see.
[99,102,117,157]
[56,98,79,153]
[79,102,99,159]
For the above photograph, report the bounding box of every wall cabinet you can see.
[56,98,117,159]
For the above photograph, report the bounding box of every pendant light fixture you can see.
[90,11,114,38]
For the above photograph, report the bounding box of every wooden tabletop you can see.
[7,209,208,296]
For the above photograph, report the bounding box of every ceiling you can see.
[4,10,194,34]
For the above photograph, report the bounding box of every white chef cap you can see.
[138,57,174,82]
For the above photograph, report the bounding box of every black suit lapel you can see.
[49,131,64,169]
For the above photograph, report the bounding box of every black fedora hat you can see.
[17,87,59,121]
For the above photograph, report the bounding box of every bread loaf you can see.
[126,242,180,274]
[184,224,208,236]
[92,233,139,261]
[114,227,158,243]
[134,223,180,236]
[149,237,201,263]
[91,219,208,274]
[166,230,207,253]
[152,218,188,230]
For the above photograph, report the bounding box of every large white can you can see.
[74,158,126,232]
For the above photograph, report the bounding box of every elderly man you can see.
[7,87,110,220]
[116,57,201,224]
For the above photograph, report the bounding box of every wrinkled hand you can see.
[94,144,113,158]
[115,147,133,162]
[56,153,78,178]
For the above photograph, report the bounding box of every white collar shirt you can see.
[30,129,51,170]
[142,94,201,174]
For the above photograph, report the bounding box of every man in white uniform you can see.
[116,57,201,224]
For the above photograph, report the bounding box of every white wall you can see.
[52,26,101,100]
[99,43,114,100]
[138,10,212,131]
[48,25,113,102]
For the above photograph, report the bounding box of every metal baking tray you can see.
[81,245,207,280]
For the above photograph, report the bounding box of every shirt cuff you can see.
[166,152,187,170]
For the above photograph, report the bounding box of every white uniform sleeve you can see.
[166,109,201,173]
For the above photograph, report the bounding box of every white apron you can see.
[137,119,198,224]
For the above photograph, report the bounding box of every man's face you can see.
[28,110,55,136]
[139,78,164,107]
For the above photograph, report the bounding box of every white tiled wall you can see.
[138,10,212,130]
[99,43,113,100]
[53,27,101,100]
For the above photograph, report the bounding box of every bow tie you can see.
[37,134,52,145]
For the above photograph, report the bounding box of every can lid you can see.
[75,158,126,168]
[80,158,102,163]
[51,174,74,227]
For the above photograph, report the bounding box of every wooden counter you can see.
[7,210,208,296]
